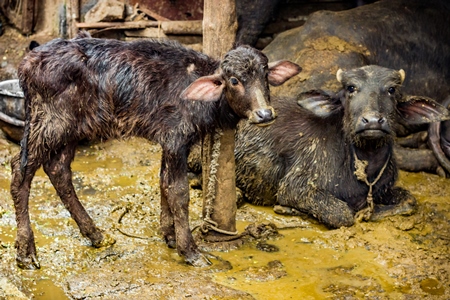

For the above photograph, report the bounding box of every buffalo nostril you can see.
[362,117,369,124]
[378,117,386,124]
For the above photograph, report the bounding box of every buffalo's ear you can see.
[297,89,342,117]
[181,74,225,101]
[397,96,450,124]
[267,60,302,86]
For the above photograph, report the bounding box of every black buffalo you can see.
[264,0,450,176]
[234,65,449,228]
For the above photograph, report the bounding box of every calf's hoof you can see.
[92,232,116,248]
[15,235,40,269]
[16,254,40,270]
[164,236,177,249]
[185,251,212,267]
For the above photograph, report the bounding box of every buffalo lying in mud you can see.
[188,0,450,228]
[234,65,449,228]
[264,0,450,176]
[10,32,300,269]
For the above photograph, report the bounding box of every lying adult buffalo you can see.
[264,0,450,176]
[234,65,449,228]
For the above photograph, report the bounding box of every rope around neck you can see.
[353,150,390,222]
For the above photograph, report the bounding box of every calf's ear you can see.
[267,60,302,86]
[181,74,225,102]
[397,96,450,124]
[297,89,342,117]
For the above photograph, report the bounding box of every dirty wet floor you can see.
[0,137,449,299]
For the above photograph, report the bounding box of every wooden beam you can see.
[76,21,158,29]
[76,20,202,35]
[161,20,202,35]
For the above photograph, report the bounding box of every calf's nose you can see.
[251,107,276,124]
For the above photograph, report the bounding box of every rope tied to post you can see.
[199,127,239,236]
[353,151,390,222]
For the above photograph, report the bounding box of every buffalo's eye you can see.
[388,87,396,94]
[347,85,356,93]
[230,77,239,86]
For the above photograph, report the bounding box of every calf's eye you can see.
[388,87,396,94]
[347,85,356,93]
[230,77,239,86]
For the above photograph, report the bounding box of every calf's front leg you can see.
[160,149,211,267]
[159,151,176,248]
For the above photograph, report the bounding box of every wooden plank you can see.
[160,20,202,35]
[76,21,158,29]
[77,20,203,35]
[124,28,167,38]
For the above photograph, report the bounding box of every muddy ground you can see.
[0,26,449,300]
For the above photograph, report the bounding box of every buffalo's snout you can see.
[356,113,390,137]
[250,107,276,125]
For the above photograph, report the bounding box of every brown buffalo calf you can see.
[11,31,301,269]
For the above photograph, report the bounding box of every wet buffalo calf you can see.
[10,32,301,269]
[235,65,449,228]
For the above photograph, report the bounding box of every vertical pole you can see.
[70,0,80,37]
[201,1,239,243]
[66,0,79,38]
[21,0,36,34]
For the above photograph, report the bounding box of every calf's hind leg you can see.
[42,142,115,248]
[10,155,43,269]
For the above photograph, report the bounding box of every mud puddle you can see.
[0,137,449,299]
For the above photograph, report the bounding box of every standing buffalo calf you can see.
[10,32,301,269]
[235,65,449,228]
